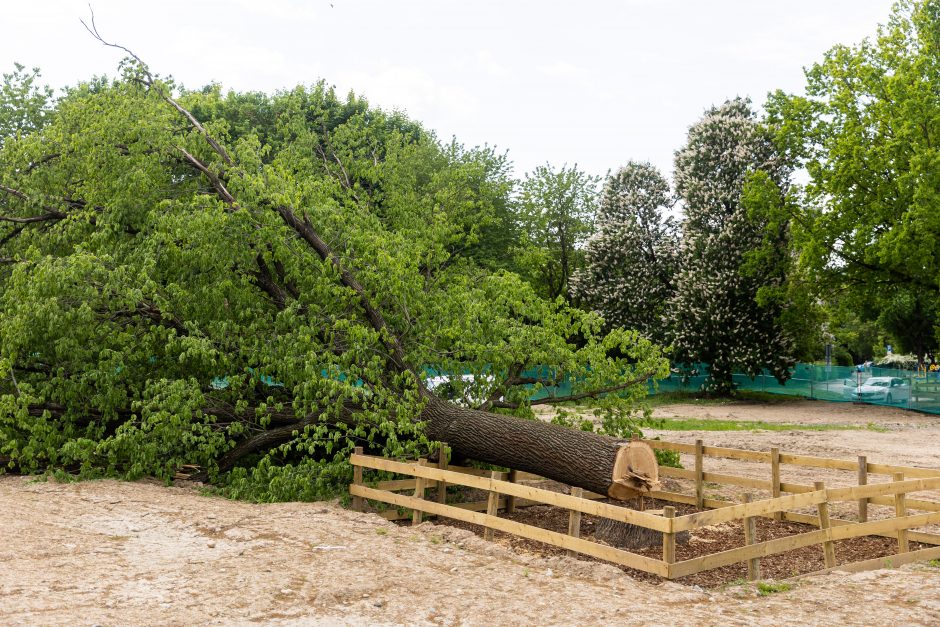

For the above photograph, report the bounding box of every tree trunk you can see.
[421,397,658,500]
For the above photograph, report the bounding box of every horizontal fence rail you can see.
[349,440,940,580]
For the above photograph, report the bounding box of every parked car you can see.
[843,376,911,404]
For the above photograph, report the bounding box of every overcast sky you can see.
[3,0,894,180]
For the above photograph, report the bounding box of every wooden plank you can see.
[771,447,781,521]
[352,446,364,512]
[865,463,940,479]
[663,506,676,568]
[375,478,421,491]
[869,495,940,513]
[671,489,828,533]
[743,494,760,581]
[567,487,583,558]
[815,482,836,569]
[795,544,940,578]
[694,439,704,509]
[858,455,868,523]
[701,445,771,462]
[778,453,857,471]
[827,476,940,502]
[780,482,814,494]
[484,470,500,541]
[895,473,909,553]
[781,511,940,546]
[351,454,672,532]
[702,472,772,490]
[412,458,427,526]
[658,466,695,480]
[350,484,670,576]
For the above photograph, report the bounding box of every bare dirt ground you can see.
[3,398,940,626]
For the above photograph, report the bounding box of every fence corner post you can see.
[857,455,868,523]
[351,446,364,512]
[506,469,518,514]
[743,493,761,581]
[694,439,705,509]
[484,470,501,541]
[662,505,676,570]
[894,472,909,554]
[770,447,782,521]
[566,486,583,557]
[814,481,836,568]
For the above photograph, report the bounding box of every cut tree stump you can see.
[595,507,690,550]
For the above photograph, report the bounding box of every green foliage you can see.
[756,581,793,596]
[767,0,940,360]
[514,163,599,300]
[0,65,667,501]
[0,63,53,142]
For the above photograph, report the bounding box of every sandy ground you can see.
[2,399,940,626]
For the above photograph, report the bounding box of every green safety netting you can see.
[527,363,940,415]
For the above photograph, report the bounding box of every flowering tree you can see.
[669,99,795,393]
[571,162,678,343]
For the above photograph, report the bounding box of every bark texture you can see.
[421,397,658,499]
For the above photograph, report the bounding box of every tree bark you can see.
[421,397,658,500]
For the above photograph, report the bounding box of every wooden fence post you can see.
[483,470,501,541]
[814,481,836,568]
[506,469,518,514]
[743,493,761,581]
[411,458,428,526]
[567,487,583,557]
[436,443,449,505]
[662,506,676,572]
[770,447,781,521]
[857,455,868,523]
[694,439,705,509]
[894,472,909,553]
[352,446,364,512]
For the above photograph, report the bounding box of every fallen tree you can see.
[0,33,666,501]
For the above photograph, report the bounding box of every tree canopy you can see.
[0,56,666,500]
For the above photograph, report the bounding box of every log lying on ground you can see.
[422,397,659,500]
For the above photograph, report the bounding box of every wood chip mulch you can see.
[394,488,927,589]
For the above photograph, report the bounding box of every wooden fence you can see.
[349,441,940,580]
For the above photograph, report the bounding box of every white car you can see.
[845,376,911,404]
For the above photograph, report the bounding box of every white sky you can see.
[3,0,893,180]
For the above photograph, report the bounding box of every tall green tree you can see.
[0,57,666,501]
[571,161,678,342]
[515,164,599,300]
[0,64,53,143]
[767,0,940,359]
[669,99,797,393]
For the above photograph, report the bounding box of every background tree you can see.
[515,163,599,300]
[766,0,940,362]
[669,98,797,393]
[571,161,678,342]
